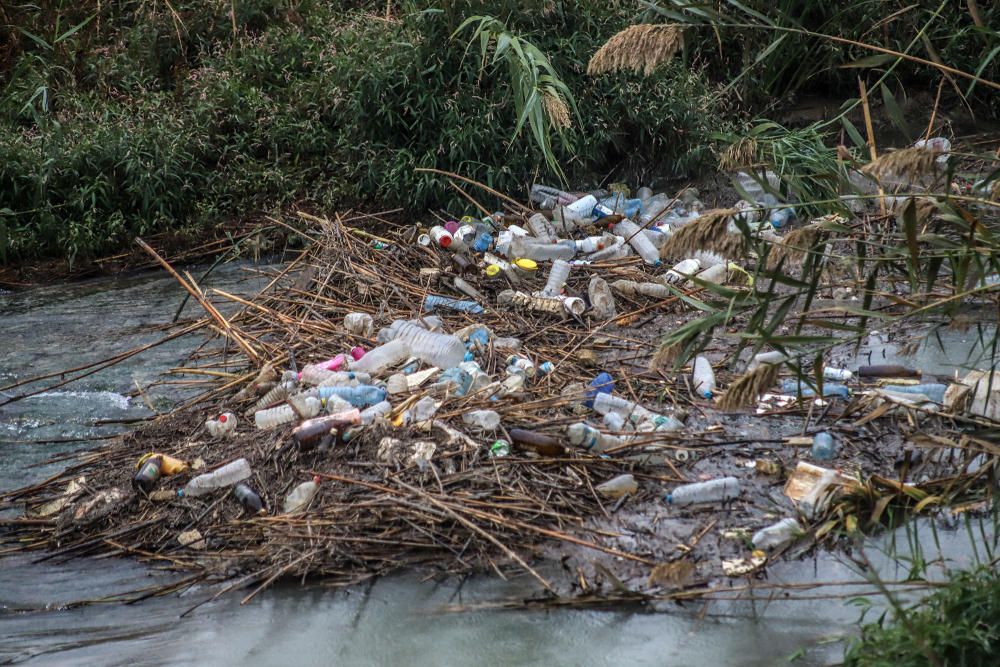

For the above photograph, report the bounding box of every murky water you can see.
[0,265,994,666]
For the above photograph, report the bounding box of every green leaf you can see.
[840,53,896,69]
[880,83,911,141]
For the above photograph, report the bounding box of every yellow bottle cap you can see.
[485,264,501,277]
[513,258,538,271]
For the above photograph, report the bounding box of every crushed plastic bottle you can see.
[552,195,598,227]
[359,400,392,425]
[592,392,683,432]
[588,276,617,320]
[317,385,387,408]
[611,280,671,299]
[881,383,947,403]
[254,396,322,429]
[665,258,701,284]
[596,474,638,498]
[811,432,837,461]
[612,219,660,266]
[692,356,715,399]
[181,458,252,498]
[779,379,850,399]
[540,259,572,297]
[350,339,412,375]
[509,236,577,262]
[566,422,625,453]
[423,295,484,314]
[381,320,466,370]
[665,477,741,506]
[205,412,237,438]
[462,409,501,431]
[526,213,557,242]
[752,518,801,550]
[234,483,264,514]
[283,476,320,514]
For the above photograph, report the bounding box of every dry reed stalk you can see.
[717,363,779,411]
[659,208,744,261]
[587,24,683,77]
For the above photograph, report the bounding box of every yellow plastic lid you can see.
[513,258,538,271]
[485,264,501,277]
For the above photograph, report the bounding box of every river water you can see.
[0,264,994,666]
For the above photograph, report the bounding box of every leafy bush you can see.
[0,0,724,263]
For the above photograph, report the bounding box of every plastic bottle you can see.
[602,412,627,432]
[132,455,163,493]
[434,367,473,396]
[205,412,237,438]
[429,226,453,248]
[350,339,412,375]
[182,459,252,498]
[596,474,638,498]
[769,207,795,229]
[612,219,660,266]
[595,195,642,220]
[463,409,501,431]
[588,276,617,320]
[811,432,838,461]
[509,236,577,262]
[752,518,801,550]
[298,356,347,383]
[452,277,485,302]
[527,213,557,241]
[692,356,716,399]
[283,476,321,514]
[317,385,387,408]
[234,483,264,514]
[344,313,374,338]
[253,379,295,412]
[665,258,701,283]
[552,194,598,227]
[611,280,671,299]
[747,350,789,372]
[381,320,466,370]
[293,409,362,448]
[692,263,728,285]
[385,373,409,395]
[423,294,484,314]
[507,356,536,378]
[318,371,371,388]
[509,429,564,456]
[566,422,625,453]
[638,193,675,225]
[574,234,616,254]
[592,392,683,431]
[824,367,853,381]
[665,477,741,506]
[779,379,851,399]
[489,440,511,458]
[360,400,392,425]
[584,372,615,408]
[881,383,947,403]
[541,259,572,297]
[857,365,920,378]
[254,396,322,429]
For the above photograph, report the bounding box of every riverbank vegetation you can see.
[2,1,998,263]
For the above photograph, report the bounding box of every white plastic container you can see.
[588,276,617,320]
[612,219,660,266]
[665,258,701,284]
[182,458,252,498]
[360,400,392,425]
[602,412,628,432]
[747,350,790,372]
[693,263,727,285]
[254,396,321,429]
[344,312,374,338]
[205,412,237,438]
[692,356,716,399]
[566,422,625,453]
[541,259,572,297]
[349,339,412,375]
[823,367,853,381]
[462,409,501,431]
[429,226,453,248]
[385,373,409,395]
[381,320,465,370]
[527,213,556,241]
[592,392,683,432]
[596,474,638,498]
[509,236,577,262]
[283,476,320,513]
[752,518,802,550]
[665,477,741,506]
[552,194,597,226]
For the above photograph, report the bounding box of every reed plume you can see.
[587,24,683,77]
[862,147,938,184]
[717,363,779,411]
[542,90,571,130]
[659,208,744,261]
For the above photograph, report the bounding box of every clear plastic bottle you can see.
[602,412,627,432]
[303,367,365,387]
[509,236,577,262]
[638,193,674,225]
[552,194,598,227]
[566,422,625,453]
[588,276,617,320]
[360,400,392,425]
[527,213,557,241]
[317,385,387,408]
[596,474,638,498]
[253,379,295,412]
[463,409,501,431]
[592,392,683,431]
[692,356,716,399]
[811,432,838,460]
[747,350,789,371]
[752,517,801,550]
[612,219,661,266]
[423,295,484,314]
[541,259,572,297]
[664,258,701,283]
[881,383,947,403]
[693,263,728,285]
[182,458,252,498]
[611,280,671,299]
[665,477,741,506]
[574,234,616,254]
[350,339,412,375]
[779,379,850,398]
[205,412,237,438]
[381,320,465,370]
[507,356,536,378]
[823,367,853,381]
[254,397,321,429]
[283,476,320,514]
[343,312,374,338]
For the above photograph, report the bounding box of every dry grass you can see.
[542,90,571,130]
[719,137,758,171]
[765,223,825,270]
[659,208,745,261]
[587,24,683,77]
[861,147,939,184]
[717,363,779,411]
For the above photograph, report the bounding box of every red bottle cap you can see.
[218,414,228,423]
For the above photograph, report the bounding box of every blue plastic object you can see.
[423,294,484,314]
[779,378,850,398]
[472,231,493,253]
[437,367,473,397]
[584,372,615,408]
[882,383,947,403]
[594,195,642,220]
[811,432,838,461]
[317,385,387,408]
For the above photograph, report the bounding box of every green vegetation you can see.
[0,0,721,263]
[845,566,1000,666]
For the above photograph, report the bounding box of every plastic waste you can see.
[823,367,853,381]
[811,432,838,461]
[596,474,638,498]
[349,339,412,375]
[574,234,616,254]
[205,412,237,438]
[592,392,683,432]
[602,412,627,432]
[752,518,801,550]
[381,320,466,370]
[692,263,728,285]
[595,195,642,220]
[428,226,453,248]
[292,409,362,448]
[530,184,578,208]
[638,193,675,225]
[857,365,920,378]
[611,280,671,299]
[769,207,795,229]
[585,372,614,408]
[588,276,617,320]
[493,337,522,351]
[434,367,473,396]
[507,355,536,378]
[462,409,501,431]
[133,455,163,493]
[452,277,485,302]
[343,313,374,338]
[692,356,715,399]
[779,379,850,399]
[527,213,557,242]
[566,422,625,453]
[914,136,951,165]
[253,379,295,412]
[747,350,789,371]
[283,476,320,514]
[234,483,264,514]
[665,258,701,284]
[423,294,484,314]
[317,385,387,408]
[509,428,565,456]
[359,400,392,425]
[552,195,598,227]
[612,219,660,266]
[665,477,741,506]
[498,290,586,317]
[181,459,252,498]
[254,396,322,429]
[881,383,947,403]
[489,440,511,458]
[509,236,577,262]
[541,259,571,297]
